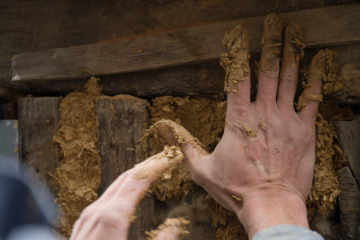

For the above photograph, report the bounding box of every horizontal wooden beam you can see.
[11,4,360,82]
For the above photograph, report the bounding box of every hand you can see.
[154,14,325,239]
[70,146,189,240]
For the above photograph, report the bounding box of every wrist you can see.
[236,193,309,239]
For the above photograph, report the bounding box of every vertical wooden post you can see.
[18,97,60,182]
[333,120,360,239]
[337,167,360,239]
[332,121,360,186]
[97,95,152,240]
[18,97,60,218]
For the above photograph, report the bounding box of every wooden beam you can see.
[337,167,360,239]
[310,208,340,239]
[96,95,152,240]
[332,120,360,186]
[324,62,360,104]
[17,97,60,217]
[11,4,360,82]
[18,97,60,183]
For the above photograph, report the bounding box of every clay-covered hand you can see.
[70,146,189,240]
[154,14,326,239]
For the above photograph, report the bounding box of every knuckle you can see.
[259,68,279,77]
[280,74,296,87]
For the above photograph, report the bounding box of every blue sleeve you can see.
[252,225,324,240]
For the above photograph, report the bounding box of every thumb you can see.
[152,119,209,162]
[145,218,190,240]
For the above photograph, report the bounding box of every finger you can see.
[152,119,211,185]
[146,218,190,240]
[277,22,304,110]
[72,147,184,240]
[256,13,283,103]
[71,172,131,239]
[220,24,251,112]
[70,219,83,240]
[297,51,327,125]
[152,119,210,169]
[111,146,183,215]
[88,172,130,208]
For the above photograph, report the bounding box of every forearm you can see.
[236,194,309,239]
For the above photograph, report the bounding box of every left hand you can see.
[70,146,188,240]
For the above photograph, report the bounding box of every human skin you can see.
[71,13,325,240]
[154,14,325,239]
[70,147,187,240]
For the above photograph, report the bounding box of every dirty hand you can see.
[154,14,325,239]
[70,146,189,240]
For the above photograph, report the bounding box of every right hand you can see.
[154,14,325,239]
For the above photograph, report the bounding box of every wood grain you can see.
[2,0,356,93]
[96,95,152,240]
[324,62,360,104]
[337,167,360,239]
[12,4,360,82]
[332,120,360,186]
[18,97,60,183]
[18,97,60,216]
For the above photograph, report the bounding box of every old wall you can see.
[0,0,357,94]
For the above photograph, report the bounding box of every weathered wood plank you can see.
[332,120,360,186]
[96,95,152,240]
[310,208,340,240]
[18,97,60,183]
[1,0,356,92]
[337,166,360,239]
[20,59,360,105]
[17,97,60,218]
[324,62,360,104]
[12,4,360,82]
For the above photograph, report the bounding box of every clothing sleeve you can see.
[6,225,58,240]
[252,225,324,240]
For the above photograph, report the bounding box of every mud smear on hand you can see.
[150,151,193,202]
[145,96,249,239]
[146,96,225,202]
[49,77,102,236]
[220,24,250,93]
[285,22,305,64]
[144,23,351,238]
[259,13,282,73]
[296,49,344,111]
[149,96,226,154]
[145,217,190,240]
[146,95,350,239]
[295,48,349,219]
